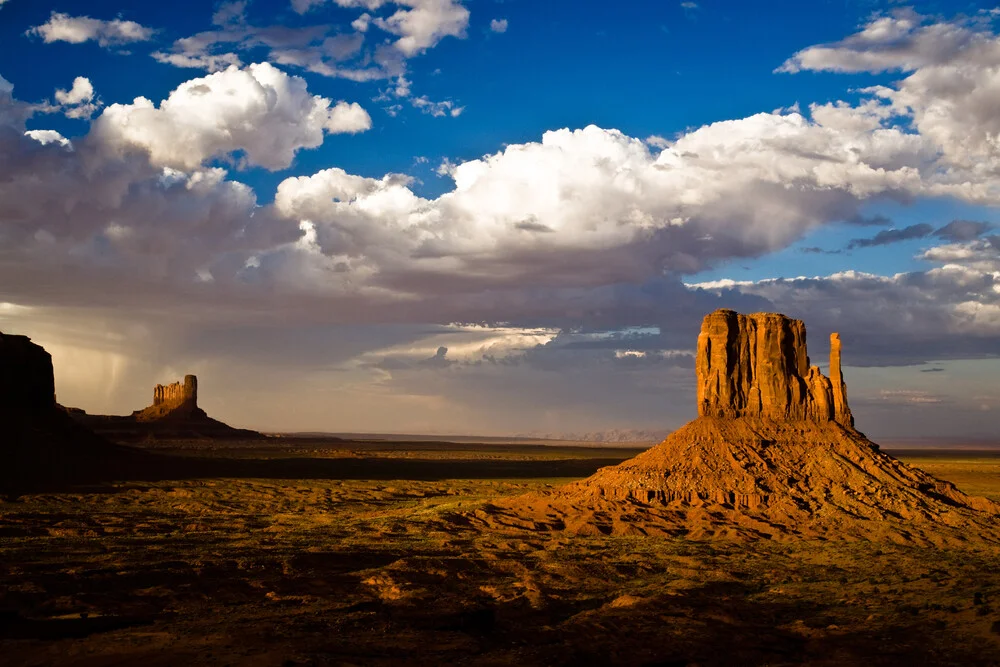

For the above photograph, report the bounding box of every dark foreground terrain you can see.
[2,438,1000,666]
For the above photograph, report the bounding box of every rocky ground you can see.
[2,440,1000,666]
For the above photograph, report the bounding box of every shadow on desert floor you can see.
[4,446,635,497]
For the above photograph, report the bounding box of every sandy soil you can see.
[2,439,1000,665]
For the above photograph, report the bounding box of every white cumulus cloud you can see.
[54,77,94,106]
[25,129,72,149]
[91,63,371,171]
[54,76,101,119]
[290,0,469,56]
[270,113,947,298]
[373,0,470,56]
[411,95,463,117]
[153,50,243,72]
[28,11,154,47]
[780,10,1000,199]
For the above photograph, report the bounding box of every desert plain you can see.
[2,437,1000,666]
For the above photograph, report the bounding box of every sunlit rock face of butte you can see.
[696,309,853,427]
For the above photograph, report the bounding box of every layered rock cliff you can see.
[696,309,853,426]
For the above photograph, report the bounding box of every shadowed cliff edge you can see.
[0,332,132,496]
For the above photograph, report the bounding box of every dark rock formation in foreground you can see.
[1,332,124,493]
[71,374,262,441]
[1,332,56,411]
[478,310,1000,545]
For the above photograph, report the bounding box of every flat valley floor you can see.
[2,439,1000,666]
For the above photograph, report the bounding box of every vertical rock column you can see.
[829,333,854,427]
[183,374,198,406]
[696,309,742,417]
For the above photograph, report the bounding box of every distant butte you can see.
[472,309,1000,545]
[71,374,263,441]
[135,374,200,421]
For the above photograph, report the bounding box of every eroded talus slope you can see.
[477,417,998,544]
[464,310,1000,545]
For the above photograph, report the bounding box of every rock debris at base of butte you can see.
[467,309,1000,545]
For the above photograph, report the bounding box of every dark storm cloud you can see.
[844,213,893,227]
[513,219,555,233]
[419,346,454,368]
[844,220,991,252]
[847,223,933,249]
[933,219,992,242]
[695,260,1000,367]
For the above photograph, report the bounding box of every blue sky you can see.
[2,0,1000,440]
[0,0,943,189]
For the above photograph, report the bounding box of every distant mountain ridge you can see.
[515,429,670,443]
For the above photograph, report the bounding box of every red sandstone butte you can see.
[482,310,1000,544]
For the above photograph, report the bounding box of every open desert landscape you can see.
[6,1,1000,664]
[3,440,1000,665]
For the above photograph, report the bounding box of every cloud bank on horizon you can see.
[2,1,1000,438]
